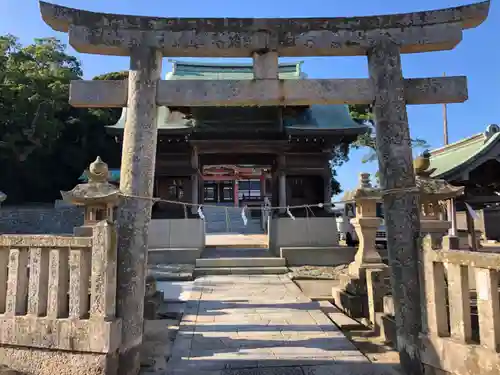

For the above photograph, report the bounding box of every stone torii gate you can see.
[39,1,490,375]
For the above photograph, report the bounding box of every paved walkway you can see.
[166,275,397,374]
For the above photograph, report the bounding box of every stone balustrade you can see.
[421,236,500,375]
[0,221,120,375]
[369,233,500,375]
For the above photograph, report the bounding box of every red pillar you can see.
[234,179,239,207]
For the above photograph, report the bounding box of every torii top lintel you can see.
[39,1,490,57]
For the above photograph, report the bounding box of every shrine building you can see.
[105,60,367,220]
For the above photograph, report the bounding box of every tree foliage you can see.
[90,70,129,126]
[0,35,120,203]
[349,104,429,164]
[329,142,350,196]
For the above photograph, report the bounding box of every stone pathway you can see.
[166,275,399,374]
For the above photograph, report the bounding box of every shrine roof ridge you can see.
[39,1,489,33]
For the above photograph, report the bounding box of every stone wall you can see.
[0,205,84,234]
[268,217,339,254]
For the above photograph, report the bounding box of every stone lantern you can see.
[61,157,121,236]
[413,151,465,248]
[342,173,385,280]
[333,173,387,319]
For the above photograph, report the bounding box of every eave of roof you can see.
[429,128,500,179]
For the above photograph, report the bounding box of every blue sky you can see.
[0,0,498,199]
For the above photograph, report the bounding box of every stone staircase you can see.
[203,203,264,234]
[194,247,288,276]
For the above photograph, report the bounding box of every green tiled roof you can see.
[429,126,500,179]
[107,60,365,133]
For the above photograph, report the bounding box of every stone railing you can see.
[421,237,500,375]
[0,221,120,374]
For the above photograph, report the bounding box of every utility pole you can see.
[443,72,449,146]
[443,72,458,238]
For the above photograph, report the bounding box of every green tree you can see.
[350,104,429,164]
[0,35,120,203]
[0,35,82,162]
[90,70,128,126]
[330,142,350,196]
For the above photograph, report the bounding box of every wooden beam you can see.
[69,76,468,108]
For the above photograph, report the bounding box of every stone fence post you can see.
[90,221,118,320]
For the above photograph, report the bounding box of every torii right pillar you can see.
[368,40,424,374]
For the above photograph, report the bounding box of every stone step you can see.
[196,257,285,268]
[204,243,269,249]
[194,266,289,276]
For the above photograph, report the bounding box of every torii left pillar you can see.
[116,47,162,375]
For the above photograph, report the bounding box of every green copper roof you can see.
[166,60,304,80]
[108,60,365,132]
[429,125,500,179]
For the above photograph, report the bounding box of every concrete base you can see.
[332,287,368,319]
[280,246,356,266]
[376,313,397,346]
[457,230,482,249]
[148,219,205,250]
[268,217,339,254]
[294,280,341,300]
[0,347,117,375]
[156,281,195,302]
[148,248,203,265]
[317,301,365,330]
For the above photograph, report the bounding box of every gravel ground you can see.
[288,264,349,280]
[148,264,195,281]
